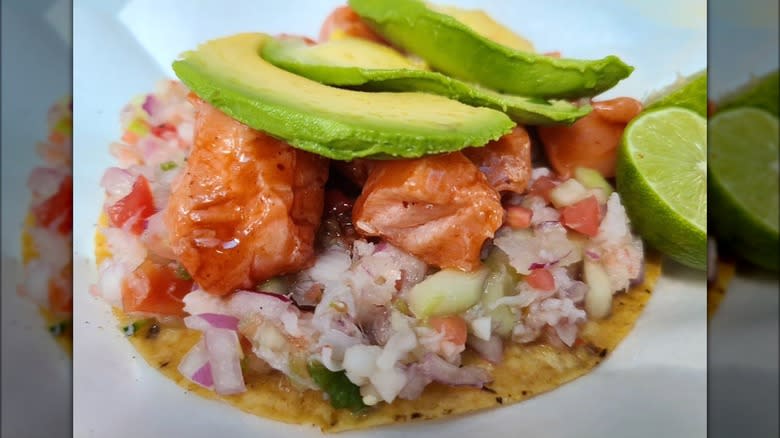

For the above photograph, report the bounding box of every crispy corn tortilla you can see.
[95,214,661,432]
[707,260,736,320]
[22,214,73,355]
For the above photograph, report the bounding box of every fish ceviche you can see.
[93,0,657,430]
[21,96,73,350]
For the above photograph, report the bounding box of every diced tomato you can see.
[151,123,178,139]
[428,316,468,346]
[107,175,155,235]
[33,175,72,234]
[505,206,533,229]
[528,175,558,203]
[560,195,602,237]
[121,260,193,316]
[526,268,556,291]
[318,6,387,43]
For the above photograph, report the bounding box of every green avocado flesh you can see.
[262,37,591,125]
[172,33,515,160]
[348,0,633,99]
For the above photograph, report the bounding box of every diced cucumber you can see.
[407,268,489,317]
[256,277,288,294]
[481,252,519,338]
[583,260,613,319]
[574,167,614,196]
[549,178,590,208]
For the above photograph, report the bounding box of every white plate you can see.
[73,1,708,436]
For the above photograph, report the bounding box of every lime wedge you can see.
[716,70,779,117]
[617,107,707,269]
[709,107,779,271]
[644,70,708,116]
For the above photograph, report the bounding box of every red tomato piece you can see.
[151,123,178,139]
[560,195,602,237]
[526,268,556,291]
[33,175,72,234]
[428,316,468,346]
[505,206,533,229]
[107,175,155,235]
[121,260,193,316]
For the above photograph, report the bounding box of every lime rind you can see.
[617,107,708,269]
[708,107,779,271]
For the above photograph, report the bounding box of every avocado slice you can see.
[427,4,535,53]
[262,37,591,125]
[348,0,634,99]
[172,33,514,160]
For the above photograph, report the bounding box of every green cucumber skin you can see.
[349,0,633,99]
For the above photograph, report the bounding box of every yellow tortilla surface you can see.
[95,217,661,432]
[22,214,73,355]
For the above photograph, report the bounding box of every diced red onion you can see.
[204,328,246,395]
[585,249,601,261]
[191,363,214,387]
[467,335,504,364]
[184,313,239,332]
[413,353,492,388]
[529,250,571,271]
[141,94,160,116]
[629,261,646,287]
[178,340,214,390]
[255,291,292,303]
[535,220,561,230]
[100,167,134,202]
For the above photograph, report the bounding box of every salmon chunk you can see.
[463,126,532,194]
[352,152,503,271]
[164,98,328,295]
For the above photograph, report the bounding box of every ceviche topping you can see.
[94,1,651,414]
[96,78,644,407]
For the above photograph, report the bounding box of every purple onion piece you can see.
[192,362,214,387]
[255,290,292,303]
[199,313,239,331]
[629,261,646,287]
[141,94,158,116]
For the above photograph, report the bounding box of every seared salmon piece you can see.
[164,98,328,295]
[352,152,503,271]
[463,126,532,194]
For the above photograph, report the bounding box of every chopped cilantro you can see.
[175,264,192,280]
[307,361,367,413]
[160,161,178,171]
[122,319,151,336]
